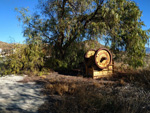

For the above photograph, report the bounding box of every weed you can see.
[38,72,150,113]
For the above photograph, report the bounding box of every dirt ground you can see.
[20,71,150,113]
[0,75,45,113]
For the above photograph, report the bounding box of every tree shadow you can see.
[0,77,45,113]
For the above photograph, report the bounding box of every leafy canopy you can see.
[16,0,149,68]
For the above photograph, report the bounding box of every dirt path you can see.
[0,75,45,113]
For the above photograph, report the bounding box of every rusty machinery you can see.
[84,48,113,79]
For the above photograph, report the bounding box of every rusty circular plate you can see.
[84,49,96,59]
[95,48,112,69]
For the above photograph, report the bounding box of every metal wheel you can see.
[95,48,112,69]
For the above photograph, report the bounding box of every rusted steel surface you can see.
[84,49,96,67]
[85,48,112,69]
[84,49,95,59]
[84,48,113,79]
[95,48,112,69]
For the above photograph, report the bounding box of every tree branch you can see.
[63,0,105,49]
[61,0,67,17]
[83,0,104,28]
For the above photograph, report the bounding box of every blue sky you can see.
[134,0,150,30]
[0,0,150,43]
[0,0,38,43]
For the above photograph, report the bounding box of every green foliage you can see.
[1,37,45,75]
[46,42,85,70]
[47,58,68,70]
[16,0,149,68]
[46,40,103,70]
[103,0,148,68]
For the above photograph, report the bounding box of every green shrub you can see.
[46,41,100,71]
[45,42,85,71]
[0,37,46,75]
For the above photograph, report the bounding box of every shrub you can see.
[46,40,101,71]
[0,37,46,75]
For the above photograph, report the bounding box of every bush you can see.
[46,40,101,71]
[45,42,85,71]
[0,38,46,75]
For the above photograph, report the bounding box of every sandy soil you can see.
[0,75,45,113]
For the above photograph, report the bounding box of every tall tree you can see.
[17,0,149,67]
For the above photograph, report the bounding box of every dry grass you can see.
[44,82,76,96]
[37,70,150,113]
[112,69,150,90]
[0,41,13,49]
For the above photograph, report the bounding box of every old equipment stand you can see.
[84,48,113,79]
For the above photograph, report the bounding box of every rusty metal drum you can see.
[84,48,112,69]
[84,49,96,59]
[84,49,96,67]
[94,48,112,69]
[84,48,113,79]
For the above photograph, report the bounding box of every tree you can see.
[17,0,149,68]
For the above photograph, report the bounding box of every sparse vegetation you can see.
[115,70,150,90]
[0,41,14,50]
[37,71,150,113]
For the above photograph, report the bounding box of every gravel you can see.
[0,75,45,113]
